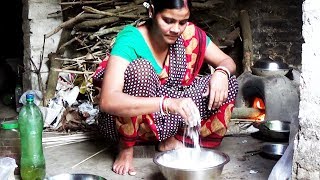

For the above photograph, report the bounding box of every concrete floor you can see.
[42,133,277,180]
[0,102,277,180]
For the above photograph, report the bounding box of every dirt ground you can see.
[0,101,278,180]
[42,133,277,180]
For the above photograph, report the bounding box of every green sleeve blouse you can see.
[110,25,211,74]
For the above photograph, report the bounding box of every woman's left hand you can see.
[203,71,229,110]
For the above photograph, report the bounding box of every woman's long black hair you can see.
[149,0,192,14]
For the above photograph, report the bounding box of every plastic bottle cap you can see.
[26,94,34,102]
[1,120,19,129]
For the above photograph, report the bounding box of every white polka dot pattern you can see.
[97,37,239,142]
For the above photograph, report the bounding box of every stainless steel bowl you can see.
[153,148,229,180]
[45,173,106,180]
[257,120,291,140]
[260,143,288,160]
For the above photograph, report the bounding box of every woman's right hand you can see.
[165,98,201,127]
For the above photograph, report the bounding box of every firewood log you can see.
[239,10,253,72]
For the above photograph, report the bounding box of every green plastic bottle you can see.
[18,93,46,180]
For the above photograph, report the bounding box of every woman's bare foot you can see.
[157,136,185,152]
[112,146,136,176]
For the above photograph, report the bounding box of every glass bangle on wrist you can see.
[159,96,165,115]
[164,97,170,114]
[215,69,228,77]
[215,66,231,79]
[159,96,169,115]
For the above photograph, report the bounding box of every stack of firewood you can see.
[44,0,149,105]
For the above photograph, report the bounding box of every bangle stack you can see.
[159,96,170,115]
[215,66,231,79]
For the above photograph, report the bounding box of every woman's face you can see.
[153,7,190,44]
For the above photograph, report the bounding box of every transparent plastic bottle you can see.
[15,84,23,112]
[15,67,23,112]
[18,94,46,180]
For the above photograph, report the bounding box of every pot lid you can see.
[253,58,289,70]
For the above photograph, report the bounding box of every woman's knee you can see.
[228,76,239,93]
[123,59,160,96]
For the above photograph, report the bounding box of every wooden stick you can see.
[134,0,145,4]
[60,1,109,5]
[231,118,261,122]
[74,36,95,55]
[75,16,120,29]
[192,0,223,9]
[96,1,115,7]
[44,140,89,149]
[218,28,241,47]
[44,53,63,106]
[46,12,108,38]
[46,12,84,38]
[211,13,231,22]
[43,135,93,142]
[83,6,141,19]
[43,132,94,139]
[101,4,138,14]
[58,37,77,51]
[55,58,101,64]
[43,137,90,143]
[239,10,253,72]
[55,51,104,62]
[225,27,241,40]
[90,25,125,39]
[52,68,94,74]
[72,147,108,168]
[231,107,263,119]
[44,139,90,146]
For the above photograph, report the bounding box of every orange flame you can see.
[252,97,265,120]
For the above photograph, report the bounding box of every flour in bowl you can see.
[157,148,226,169]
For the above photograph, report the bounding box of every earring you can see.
[143,2,150,8]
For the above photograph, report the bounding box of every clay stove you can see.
[235,71,300,124]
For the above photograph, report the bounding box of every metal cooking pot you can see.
[260,143,288,160]
[256,120,291,141]
[45,173,106,180]
[251,58,290,76]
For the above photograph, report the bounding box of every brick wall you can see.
[193,0,303,74]
[241,0,303,68]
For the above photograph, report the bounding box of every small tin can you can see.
[0,120,20,175]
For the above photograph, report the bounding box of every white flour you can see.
[183,126,200,150]
[157,148,225,169]
[157,109,226,170]
[183,109,201,150]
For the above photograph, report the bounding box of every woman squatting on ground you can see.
[95,0,239,176]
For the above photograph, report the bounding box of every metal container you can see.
[251,59,290,76]
[153,148,229,180]
[45,173,106,180]
[260,143,288,160]
[257,120,290,141]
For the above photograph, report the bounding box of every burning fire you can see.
[252,97,265,120]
